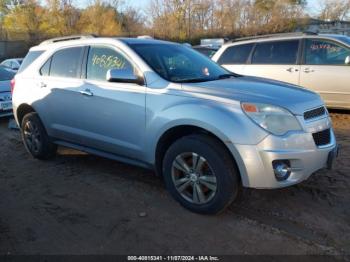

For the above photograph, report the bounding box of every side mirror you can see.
[345,56,350,65]
[106,69,144,85]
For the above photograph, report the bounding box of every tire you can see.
[162,134,240,214]
[21,112,57,160]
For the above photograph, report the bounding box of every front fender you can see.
[144,94,268,164]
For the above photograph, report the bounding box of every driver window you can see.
[305,39,350,65]
[87,46,134,81]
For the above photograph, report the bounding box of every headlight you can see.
[241,102,302,136]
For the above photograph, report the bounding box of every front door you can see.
[300,38,350,108]
[77,45,146,159]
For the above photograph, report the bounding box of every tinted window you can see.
[130,43,230,83]
[40,57,51,76]
[18,51,44,73]
[86,46,134,81]
[252,41,299,64]
[217,44,253,65]
[50,47,84,78]
[194,47,217,58]
[0,67,15,81]
[305,39,350,65]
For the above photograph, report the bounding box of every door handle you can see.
[80,89,93,96]
[286,67,299,73]
[304,68,314,73]
[40,82,47,88]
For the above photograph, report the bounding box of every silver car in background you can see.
[12,36,338,214]
[212,32,350,109]
[1,58,23,72]
[0,66,15,117]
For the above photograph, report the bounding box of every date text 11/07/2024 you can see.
[127,256,220,261]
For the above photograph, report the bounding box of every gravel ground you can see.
[0,112,349,257]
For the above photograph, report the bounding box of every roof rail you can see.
[39,34,97,45]
[230,31,318,43]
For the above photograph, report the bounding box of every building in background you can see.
[302,19,350,36]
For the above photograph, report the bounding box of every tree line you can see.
[0,0,349,44]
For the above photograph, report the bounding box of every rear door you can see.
[38,46,87,143]
[300,38,350,108]
[243,40,301,85]
[216,43,254,75]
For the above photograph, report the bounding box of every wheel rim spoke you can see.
[192,153,205,174]
[173,155,191,174]
[193,183,206,204]
[174,177,190,187]
[199,178,217,191]
[177,180,191,192]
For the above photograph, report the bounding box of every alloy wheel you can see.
[171,152,217,204]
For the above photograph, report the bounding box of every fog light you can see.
[272,160,291,181]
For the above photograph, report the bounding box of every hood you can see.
[182,76,323,115]
[0,80,11,93]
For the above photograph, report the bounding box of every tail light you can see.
[10,78,15,94]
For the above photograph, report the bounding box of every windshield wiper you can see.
[180,78,215,83]
[218,73,236,79]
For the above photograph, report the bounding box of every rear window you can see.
[0,67,15,81]
[252,40,299,65]
[18,51,44,73]
[217,44,254,65]
[50,47,84,78]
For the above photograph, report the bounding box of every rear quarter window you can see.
[18,50,44,73]
[217,44,254,65]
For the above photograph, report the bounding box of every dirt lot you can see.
[0,112,349,257]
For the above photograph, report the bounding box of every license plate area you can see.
[0,101,12,111]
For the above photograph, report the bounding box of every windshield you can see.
[129,43,232,83]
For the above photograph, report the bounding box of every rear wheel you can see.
[21,112,57,160]
[163,134,239,214]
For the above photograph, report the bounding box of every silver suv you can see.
[12,35,338,214]
[212,32,350,109]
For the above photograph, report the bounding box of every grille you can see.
[312,129,331,146]
[304,106,326,120]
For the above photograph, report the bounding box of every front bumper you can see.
[231,117,337,189]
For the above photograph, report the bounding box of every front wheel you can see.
[21,112,57,160]
[163,134,240,214]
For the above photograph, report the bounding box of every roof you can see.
[117,37,176,45]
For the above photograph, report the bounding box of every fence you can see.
[0,40,29,61]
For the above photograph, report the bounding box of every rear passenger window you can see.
[50,47,84,78]
[217,44,253,65]
[252,41,299,65]
[86,46,134,81]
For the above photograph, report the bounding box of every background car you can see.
[193,45,218,58]
[0,65,15,117]
[212,32,350,109]
[1,58,23,72]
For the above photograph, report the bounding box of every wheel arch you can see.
[154,124,244,184]
[16,103,36,127]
